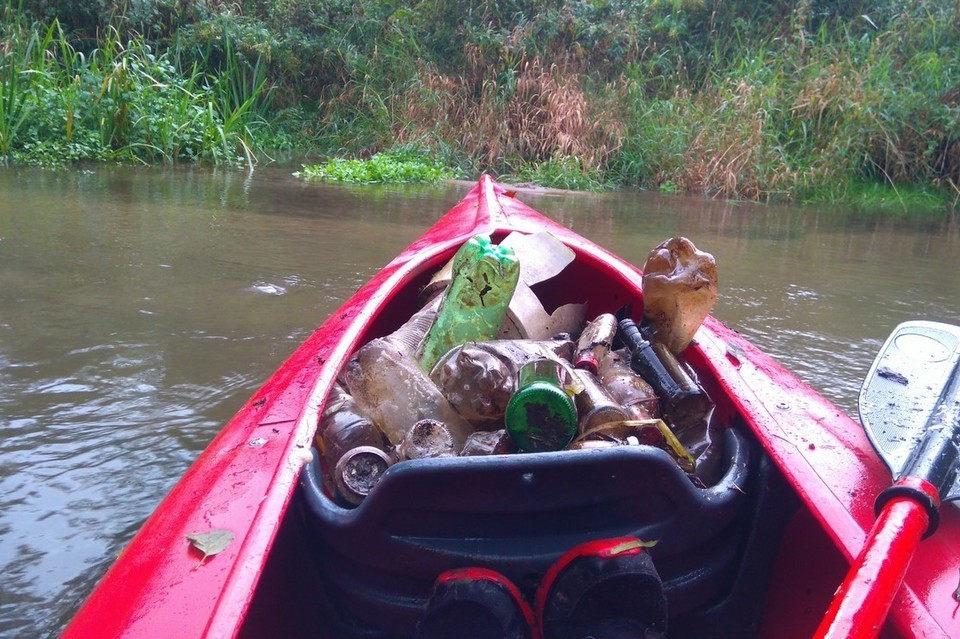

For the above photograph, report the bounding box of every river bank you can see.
[2,1,958,210]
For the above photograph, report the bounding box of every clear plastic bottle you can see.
[385,300,438,352]
[430,338,575,424]
[505,358,578,452]
[641,236,718,355]
[317,384,386,472]
[418,235,521,373]
[340,299,474,450]
[396,419,458,460]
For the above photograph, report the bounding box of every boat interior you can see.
[233,229,883,639]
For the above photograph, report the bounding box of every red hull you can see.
[63,176,960,638]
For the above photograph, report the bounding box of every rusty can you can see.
[334,446,394,506]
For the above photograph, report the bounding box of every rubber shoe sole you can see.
[416,567,536,639]
[536,537,667,639]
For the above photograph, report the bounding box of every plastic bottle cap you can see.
[574,353,600,375]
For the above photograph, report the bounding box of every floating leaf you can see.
[186,529,234,569]
[609,538,659,555]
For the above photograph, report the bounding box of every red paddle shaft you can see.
[821,321,960,639]
[813,484,936,639]
[814,429,951,639]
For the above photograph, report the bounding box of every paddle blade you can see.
[859,320,960,500]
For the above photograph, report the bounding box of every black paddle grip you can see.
[875,426,959,538]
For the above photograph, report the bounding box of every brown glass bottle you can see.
[570,367,629,434]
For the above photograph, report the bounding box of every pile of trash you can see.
[316,231,720,507]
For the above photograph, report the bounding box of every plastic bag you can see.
[642,237,718,354]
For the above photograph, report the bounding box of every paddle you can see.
[814,320,960,639]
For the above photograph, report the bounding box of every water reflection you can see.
[0,165,958,638]
[523,190,960,414]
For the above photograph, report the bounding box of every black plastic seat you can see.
[298,427,752,638]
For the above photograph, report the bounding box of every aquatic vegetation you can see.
[296,149,454,184]
[513,156,606,192]
[803,179,957,215]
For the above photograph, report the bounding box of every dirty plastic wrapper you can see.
[460,429,515,456]
[341,338,475,449]
[642,237,718,354]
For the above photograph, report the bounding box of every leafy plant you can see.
[296,149,454,184]
[3,0,959,207]
[1,5,276,167]
[0,11,56,157]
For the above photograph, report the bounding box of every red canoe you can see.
[62,176,960,639]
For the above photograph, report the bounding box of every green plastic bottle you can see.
[505,358,578,453]
[418,235,521,373]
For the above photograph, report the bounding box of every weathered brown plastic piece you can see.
[642,237,718,354]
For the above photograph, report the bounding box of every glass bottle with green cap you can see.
[505,358,578,452]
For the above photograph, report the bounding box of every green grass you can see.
[0,14,55,158]
[511,156,607,192]
[802,179,958,214]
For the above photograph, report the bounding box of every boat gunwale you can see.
[62,175,959,639]
[694,318,957,637]
[60,179,487,638]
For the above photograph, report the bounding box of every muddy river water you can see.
[1,165,958,638]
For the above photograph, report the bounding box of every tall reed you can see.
[0,10,56,156]
[1,5,274,166]
[5,0,959,206]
